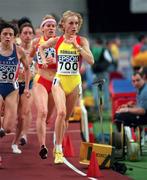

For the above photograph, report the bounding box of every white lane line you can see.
[63,157,98,180]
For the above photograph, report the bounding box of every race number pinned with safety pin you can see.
[36,48,56,64]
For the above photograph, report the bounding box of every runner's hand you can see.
[24,89,31,98]
[64,36,81,50]
[42,61,48,69]
[46,56,56,64]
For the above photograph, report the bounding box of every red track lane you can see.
[0,122,133,180]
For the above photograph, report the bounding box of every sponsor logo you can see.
[8,57,15,61]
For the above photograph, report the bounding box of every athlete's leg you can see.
[33,83,48,159]
[46,92,55,123]
[52,85,66,145]
[0,97,3,126]
[66,86,80,121]
[19,91,33,145]
[52,84,66,164]
[12,90,33,146]
[61,86,79,142]
[3,90,19,133]
[0,97,5,138]
[3,90,20,153]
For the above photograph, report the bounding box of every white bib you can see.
[57,55,79,75]
[0,64,16,83]
[36,47,56,64]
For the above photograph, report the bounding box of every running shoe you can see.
[19,135,27,146]
[0,128,5,138]
[54,151,64,164]
[11,144,22,154]
[39,145,48,159]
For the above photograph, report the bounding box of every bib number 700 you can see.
[59,61,78,71]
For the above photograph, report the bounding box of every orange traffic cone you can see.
[87,151,103,178]
[63,135,75,157]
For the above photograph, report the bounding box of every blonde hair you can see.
[40,15,57,28]
[42,14,56,21]
[58,10,83,33]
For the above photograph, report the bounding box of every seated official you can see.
[114,71,147,131]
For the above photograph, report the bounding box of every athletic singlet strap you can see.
[55,35,64,51]
[55,35,82,68]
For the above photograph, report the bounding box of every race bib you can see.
[0,65,16,83]
[36,48,56,64]
[57,55,79,75]
[13,81,19,89]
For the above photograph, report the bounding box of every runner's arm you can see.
[39,37,58,64]
[18,46,30,90]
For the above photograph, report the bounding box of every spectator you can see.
[132,34,147,57]
[141,67,147,81]
[107,38,121,71]
[131,34,147,71]
[91,38,113,111]
[115,71,147,132]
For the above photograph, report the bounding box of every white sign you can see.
[130,0,147,13]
